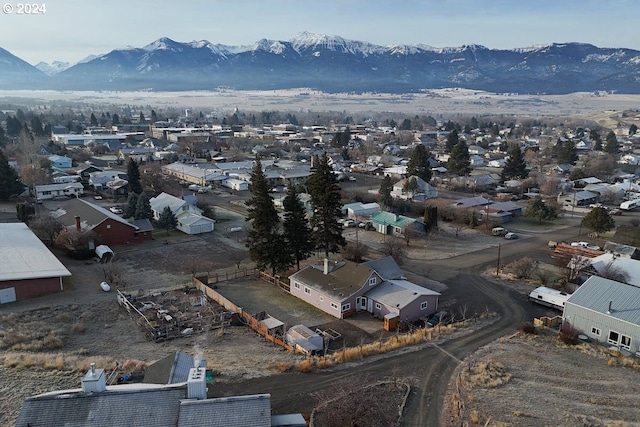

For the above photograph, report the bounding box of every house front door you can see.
[359,297,367,311]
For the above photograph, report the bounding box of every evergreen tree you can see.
[402,176,420,199]
[590,129,602,150]
[90,113,98,127]
[447,140,472,176]
[0,150,24,200]
[134,192,153,220]
[139,112,146,123]
[0,124,7,147]
[406,144,432,183]
[112,113,120,125]
[554,139,578,165]
[127,158,143,194]
[307,153,346,258]
[157,206,177,235]
[445,129,459,153]
[501,144,529,181]
[604,131,619,155]
[125,192,138,218]
[399,118,412,130]
[423,205,438,232]
[630,124,638,136]
[6,116,22,137]
[523,196,557,224]
[282,185,314,270]
[581,207,615,235]
[151,110,158,122]
[378,174,393,208]
[245,157,286,276]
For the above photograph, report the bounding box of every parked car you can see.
[109,206,123,214]
[426,311,450,327]
[348,176,357,182]
[504,232,518,240]
[492,227,507,236]
[609,208,623,216]
[94,195,103,200]
[343,220,356,228]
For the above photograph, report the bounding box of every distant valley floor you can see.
[1,89,640,118]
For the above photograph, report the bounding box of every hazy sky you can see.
[2,0,639,65]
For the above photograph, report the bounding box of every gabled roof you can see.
[150,192,201,215]
[0,223,71,281]
[52,198,137,231]
[566,276,640,326]
[290,260,375,301]
[370,211,417,228]
[589,254,640,286]
[362,256,403,280]
[177,211,215,226]
[364,280,440,310]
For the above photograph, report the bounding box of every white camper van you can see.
[620,199,640,211]
[528,286,571,311]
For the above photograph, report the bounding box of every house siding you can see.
[564,303,640,354]
[0,277,62,300]
[92,219,139,246]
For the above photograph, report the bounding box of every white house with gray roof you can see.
[150,192,215,234]
[563,276,640,356]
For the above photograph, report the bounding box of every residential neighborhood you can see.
[3,98,640,426]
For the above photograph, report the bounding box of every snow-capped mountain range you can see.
[2,32,640,94]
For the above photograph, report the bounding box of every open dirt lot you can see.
[443,329,640,426]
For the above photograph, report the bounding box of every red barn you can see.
[53,198,153,246]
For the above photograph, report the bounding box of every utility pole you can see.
[496,243,501,276]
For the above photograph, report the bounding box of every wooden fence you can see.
[208,267,257,284]
[192,276,297,353]
[257,271,290,293]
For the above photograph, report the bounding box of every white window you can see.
[304,287,311,295]
[621,334,632,351]
[106,224,111,229]
[420,301,428,310]
[608,330,620,346]
[293,282,300,289]
[330,302,338,310]
[369,277,376,286]
[591,327,601,336]
[342,303,351,312]
[375,302,381,310]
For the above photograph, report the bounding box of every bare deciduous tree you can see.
[381,237,407,265]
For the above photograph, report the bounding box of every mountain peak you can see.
[143,37,183,52]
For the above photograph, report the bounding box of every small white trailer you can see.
[620,199,640,211]
[528,286,571,311]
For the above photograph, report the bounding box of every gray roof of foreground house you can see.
[566,276,640,325]
[290,261,375,301]
[362,256,404,280]
[365,280,440,310]
[16,385,278,427]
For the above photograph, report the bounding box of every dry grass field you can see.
[443,329,640,427]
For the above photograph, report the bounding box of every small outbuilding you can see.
[286,325,323,354]
[95,245,114,262]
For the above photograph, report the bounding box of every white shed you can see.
[222,178,249,191]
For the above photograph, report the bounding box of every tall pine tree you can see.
[379,174,393,208]
[604,131,619,155]
[445,130,459,153]
[307,153,346,259]
[134,192,153,220]
[127,158,143,194]
[0,150,24,200]
[447,140,472,176]
[406,144,432,183]
[245,157,287,275]
[282,184,314,270]
[501,144,529,181]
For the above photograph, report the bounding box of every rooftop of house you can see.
[290,260,376,301]
[364,279,440,311]
[566,276,640,326]
[51,198,137,231]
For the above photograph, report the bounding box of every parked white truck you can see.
[528,286,572,311]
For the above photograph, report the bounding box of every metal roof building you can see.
[0,223,71,303]
[563,276,640,356]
